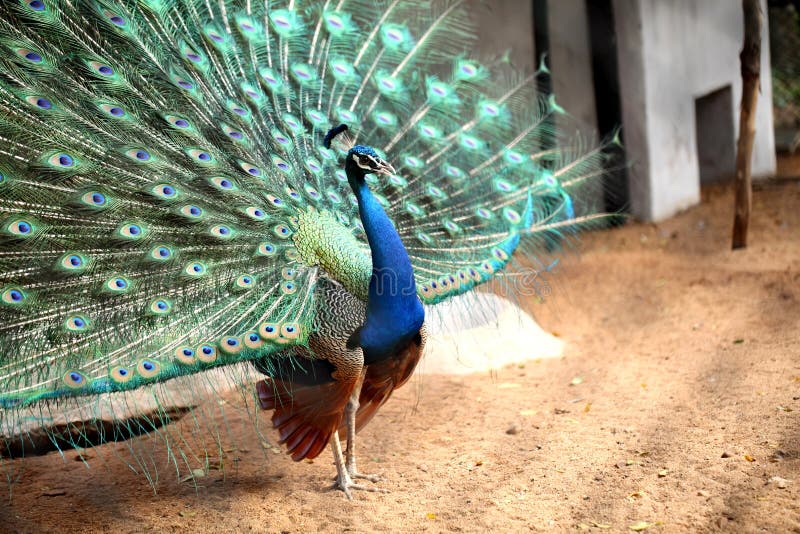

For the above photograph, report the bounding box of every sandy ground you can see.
[0,178,798,533]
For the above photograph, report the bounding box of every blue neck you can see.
[350,170,424,363]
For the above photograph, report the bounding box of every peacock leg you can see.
[328,433,385,499]
[344,387,381,483]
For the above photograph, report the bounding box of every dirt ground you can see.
[0,178,798,533]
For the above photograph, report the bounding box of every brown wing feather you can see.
[257,375,358,460]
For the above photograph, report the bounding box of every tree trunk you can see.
[732,0,762,250]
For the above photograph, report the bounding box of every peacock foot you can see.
[329,466,381,484]
[346,458,381,483]
[329,433,387,499]
[329,469,388,500]
[349,470,381,483]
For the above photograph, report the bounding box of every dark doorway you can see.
[695,86,736,183]
[585,0,629,214]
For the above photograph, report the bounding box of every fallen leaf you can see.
[178,510,196,518]
[584,402,592,413]
[629,521,651,531]
[426,513,437,520]
[591,522,612,529]
[628,491,646,500]
[733,338,744,344]
[744,455,756,462]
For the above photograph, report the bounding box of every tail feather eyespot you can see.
[259,323,280,340]
[175,346,197,365]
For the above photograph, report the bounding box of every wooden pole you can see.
[732,0,762,250]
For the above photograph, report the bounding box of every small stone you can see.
[697,490,710,497]
[770,476,790,489]
[721,451,733,458]
[417,463,429,473]
[506,425,519,435]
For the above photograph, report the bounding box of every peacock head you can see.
[323,124,395,188]
[346,145,395,182]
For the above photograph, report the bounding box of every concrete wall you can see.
[467,0,536,71]
[466,0,599,136]
[614,0,777,221]
[465,0,777,222]
[548,1,599,136]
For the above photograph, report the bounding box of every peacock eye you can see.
[358,155,368,164]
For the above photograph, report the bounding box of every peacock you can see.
[0,0,610,498]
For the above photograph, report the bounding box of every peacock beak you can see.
[375,160,396,176]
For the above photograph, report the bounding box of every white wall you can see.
[614,0,777,221]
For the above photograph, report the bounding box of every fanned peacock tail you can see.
[0,0,611,483]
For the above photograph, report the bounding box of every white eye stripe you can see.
[354,153,379,168]
[351,151,395,174]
